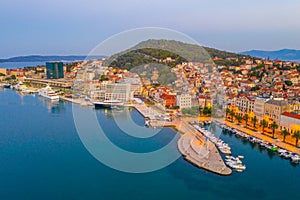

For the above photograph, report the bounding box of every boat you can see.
[38,85,59,101]
[3,83,11,89]
[93,100,124,109]
[225,156,246,171]
[291,154,300,163]
[145,120,150,127]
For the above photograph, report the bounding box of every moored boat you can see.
[38,85,59,101]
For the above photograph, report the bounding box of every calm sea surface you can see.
[0,61,48,69]
[0,89,299,200]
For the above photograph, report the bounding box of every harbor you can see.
[132,103,233,175]
[1,89,300,200]
[215,120,300,160]
[213,120,300,164]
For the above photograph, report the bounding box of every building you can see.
[280,112,300,133]
[177,94,192,109]
[0,68,7,75]
[264,99,289,124]
[253,97,269,122]
[235,94,254,116]
[161,93,176,108]
[46,62,64,79]
[105,83,131,102]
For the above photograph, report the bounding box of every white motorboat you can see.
[38,85,59,101]
[291,155,300,163]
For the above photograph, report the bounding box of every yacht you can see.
[38,85,59,101]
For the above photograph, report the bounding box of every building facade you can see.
[280,112,300,133]
[235,95,254,116]
[264,99,289,124]
[253,98,269,122]
[105,83,131,102]
[46,62,64,79]
[177,94,192,109]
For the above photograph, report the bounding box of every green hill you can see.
[105,39,251,70]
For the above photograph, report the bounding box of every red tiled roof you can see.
[282,112,300,120]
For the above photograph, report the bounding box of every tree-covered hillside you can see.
[105,39,251,70]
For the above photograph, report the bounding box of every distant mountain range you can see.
[240,49,300,61]
[0,55,105,63]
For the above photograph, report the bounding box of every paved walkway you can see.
[214,118,300,155]
[176,121,232,176]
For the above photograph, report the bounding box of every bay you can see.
[0,89,299,200]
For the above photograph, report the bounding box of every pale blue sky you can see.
[1,0,300,58]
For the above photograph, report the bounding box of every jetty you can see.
[177,121,232,176]
[132,103,232,175]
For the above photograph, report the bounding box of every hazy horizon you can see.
[1,0,300,57]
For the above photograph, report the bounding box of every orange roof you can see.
[282,112,300,120]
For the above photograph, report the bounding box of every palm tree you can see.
[270,121,279,138]
[244,113,249,126]
[260,119,268,134]
[280,129,290,142]
[292,130,300,147]
[252,116,258,128]
[225,108,231,120]
[236,114,242,124]
[229,110,235,122]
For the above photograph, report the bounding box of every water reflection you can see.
[38,96,66,114]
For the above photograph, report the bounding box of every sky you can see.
[1,0,300,58]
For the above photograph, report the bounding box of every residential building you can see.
[235,94,254,116]
[264,99,289,124]
[161,93,176,108]
[280,112,300,133]
[0,68,7,75]
[253,98,269,122]
[177,94,192,109]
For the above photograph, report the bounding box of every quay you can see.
[60,96,93,106]
[133,103,232,175]
[177,121,232,176]
[214,118,300,155]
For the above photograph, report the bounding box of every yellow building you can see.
[280,112,300,133]
[264,99,289,125]
[0,68,7,75]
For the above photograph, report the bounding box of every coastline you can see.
[214,118,300,155]
[132,103,232,176]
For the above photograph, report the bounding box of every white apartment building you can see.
[177,94,192,109]
[90,83,132,102]
[254,97,269,122]
[235,95,254,115]
[105,83,131,102]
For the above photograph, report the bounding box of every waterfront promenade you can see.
[214,118,300,155]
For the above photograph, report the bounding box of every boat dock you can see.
[177,121,232,176]
[213,118,300,156]
[132,103,232,175]
[60,96,93,106]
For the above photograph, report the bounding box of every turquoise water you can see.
[0,89,299,200]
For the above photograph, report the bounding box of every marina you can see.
[214,120,300,164]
